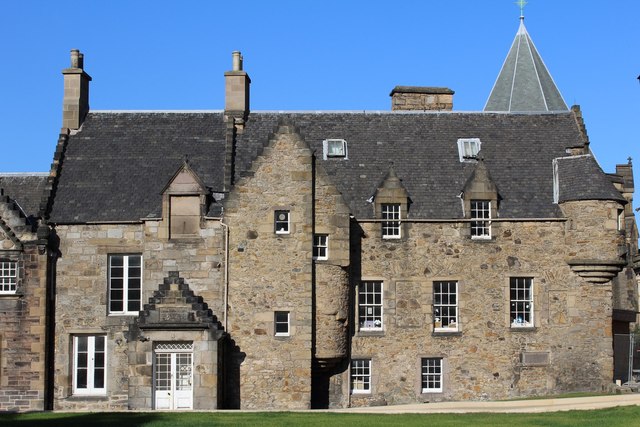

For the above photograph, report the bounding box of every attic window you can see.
[457,138,481,162]
[323,139,348,159]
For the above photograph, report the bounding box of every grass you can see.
[2,406,640,427]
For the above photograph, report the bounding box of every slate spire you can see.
[484,17,568,112]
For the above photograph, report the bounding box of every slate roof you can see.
[47,109,624,223]
[484,18,568,112]
[0,173,49,219]
[48,112,226,223]
[555,155,626,203]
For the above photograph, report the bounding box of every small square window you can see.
[470,200,491,239]
[421,358,443,393]
[274,311,290,336]
[510,277,534,327]
[324,139,348,159]
[350,359,371,394]
[0,261,17,294]
[457,138,481,162]
[275,210,290,234]
[313,234,328,260]
[381,204,401,239]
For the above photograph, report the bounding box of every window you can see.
[323,139,348,159]
[510,277,533,327]
[274,210,290,234]
[618,209,624,231]
[313,234,328,260]
[274,311,290,336]
[358,281,383,330]
[421,358,443,393]
[457,138,481,162]
[0,261,17,294]
[73,335,106,395]
[170,195,200,237]
[381,204,401,239]
[470,200,491,239]
[350,359,371,394]
[433,281,458,331]
[108,254,142,315]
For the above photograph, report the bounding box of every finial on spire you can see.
[515,0,527,19]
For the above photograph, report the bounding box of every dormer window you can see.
[323,139,348,159]
[470,200,491,239]
[457,138,481,162]
[381,204,401,239]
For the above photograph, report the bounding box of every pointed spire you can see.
[484,16,568,112]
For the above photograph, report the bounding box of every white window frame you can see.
[108,254,143,315]
[0,261,17,294]
[457,138,481,162]
[510,277,534,328]
[274,311,290,336]
[323,139,348,159]
[313,234,328,260]
[381,203,401,239]
[274,210,290,235]
[421,357,443,393]
[350,359,372,394]
[73,335,107,395]
[358,281,383,331]
[433,281,458,332]
[470,200,491,239]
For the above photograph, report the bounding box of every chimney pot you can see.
[70,49,80,68]
[232,51,242,71]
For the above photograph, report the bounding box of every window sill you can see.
[432,330,461,337]
[470,236,493,242]
[66,395,108,401]
[357,329,385,337]
[510,326,537,332]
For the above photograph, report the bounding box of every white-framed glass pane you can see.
[275,210,290,234]
[313,234,328,260]
[0,261,17,294]
[73,335,106,395]
[109,254,142,315]
[470,200,491,239]
[350,359,371,393]
[381,204,401,239]
[358,281,383,330]
[433,281,458,331]
[326,139,346,157]
[274,311,290,336]
[421,358,443,393]
[510,277,533,327]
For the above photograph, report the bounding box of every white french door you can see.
[154,342,193,410]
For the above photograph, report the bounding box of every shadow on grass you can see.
[0,412,162,427]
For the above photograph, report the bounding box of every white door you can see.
[154,343,193,410]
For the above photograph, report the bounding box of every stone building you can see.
[1,17,639,411]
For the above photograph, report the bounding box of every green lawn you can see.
[2,406,640,427]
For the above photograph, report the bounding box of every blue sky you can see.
[2,1,639,199]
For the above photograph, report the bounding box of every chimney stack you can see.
[390,86,454,111]
[62,49,92,130]
[224,51,251,124]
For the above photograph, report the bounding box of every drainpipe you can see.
[220,220,230,332]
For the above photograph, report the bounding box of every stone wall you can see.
[52,220,224,410]
[346,218,614,406]
[224,124,317,409]
[0,197,49,412]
